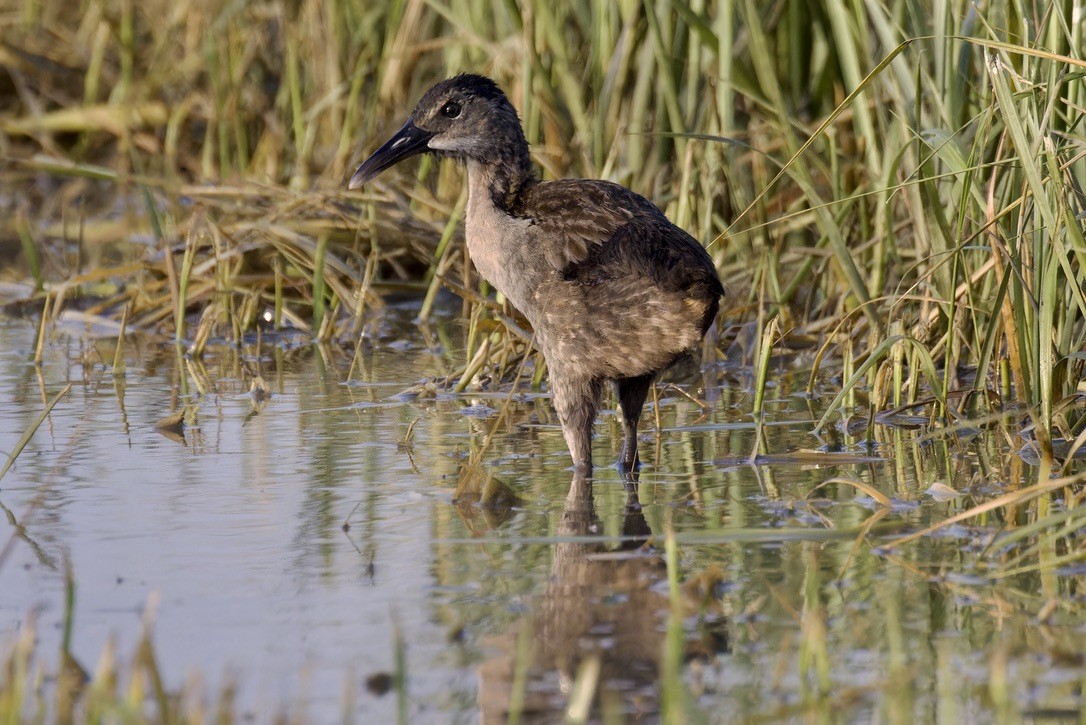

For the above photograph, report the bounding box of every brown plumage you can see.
[350,74,724,477]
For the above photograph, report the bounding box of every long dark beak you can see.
[348,120,434,189]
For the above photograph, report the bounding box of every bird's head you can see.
[348,74,524,189]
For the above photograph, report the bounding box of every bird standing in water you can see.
[350,74,723,477]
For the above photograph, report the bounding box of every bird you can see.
[349,74,724,478]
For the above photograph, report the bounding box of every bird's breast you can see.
[464,184,538,314]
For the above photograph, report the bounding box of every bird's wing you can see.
[522,179,724,298]
[521,179,660,271]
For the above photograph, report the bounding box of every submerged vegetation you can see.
[2,0,1086,721]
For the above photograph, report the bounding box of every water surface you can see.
[1,306,1083,722]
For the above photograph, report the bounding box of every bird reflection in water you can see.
[464,473,729,722]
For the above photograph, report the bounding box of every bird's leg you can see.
[552,375,603,476]
[619,473,652,549]
[614,374,654,477]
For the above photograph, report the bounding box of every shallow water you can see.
[1,304,1084,722]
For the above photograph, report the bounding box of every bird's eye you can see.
[441,101,462,118]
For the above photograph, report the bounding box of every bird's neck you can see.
[462,144,539,319]
[467,136,535,214]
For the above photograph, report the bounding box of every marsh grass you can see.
[2,0,1082,432]
[3,0,1086,720]
[0,588,268,724]
[3,1,1083,429]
